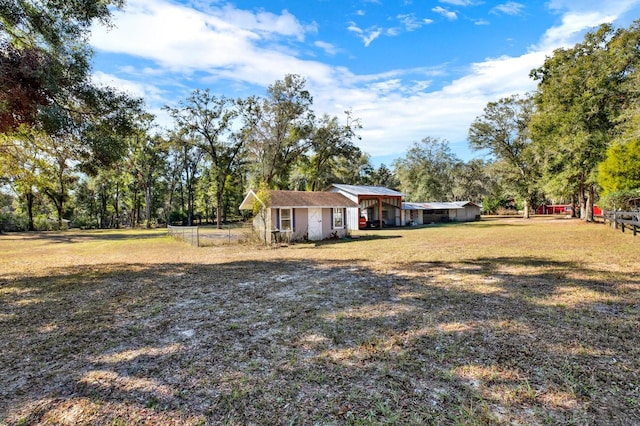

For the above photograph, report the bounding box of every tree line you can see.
[399,21,640,220]
[1,1,639,231]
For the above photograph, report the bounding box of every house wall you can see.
[322,209,333,237]
[320,208,349,239]
[256,207,348,243]
[460,206,481,221]
[252,210,271,242]
[449,206,481,222]
[403,209,424,225]
[261,207,308,242]
[295,209,309,239]
[335,192,360,231]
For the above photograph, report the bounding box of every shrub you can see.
[599,189,640,210]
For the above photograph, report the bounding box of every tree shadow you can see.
[0,256,638,424]
[1,229,167,244]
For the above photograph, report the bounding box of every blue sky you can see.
[89,0,640,166]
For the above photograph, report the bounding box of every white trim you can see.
[332,208,344,229]
[279,208,292,231]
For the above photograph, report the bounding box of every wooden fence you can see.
[603,210,640,236]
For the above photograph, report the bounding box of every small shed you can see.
[326,184,404,230]
[402,201,481,224]
[239,189,358,243]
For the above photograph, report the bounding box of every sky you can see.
[89,0,640,167]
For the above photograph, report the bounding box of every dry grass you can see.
[1,217,639,425]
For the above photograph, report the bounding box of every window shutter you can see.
[292,208,295,231]
[276,209,280,230]
[331,208,334,230]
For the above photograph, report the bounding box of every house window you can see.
[333,208,344,229]
[280,208,292,231]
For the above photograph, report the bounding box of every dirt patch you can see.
[1,220,639,424]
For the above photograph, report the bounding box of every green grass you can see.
[0,217,638,425]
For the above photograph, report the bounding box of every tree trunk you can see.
[26,191,35,231]
[522,199,530,219]
[114,181,120,229]
[55,201,63,230]
[99,190,108,229]
[578,181,586,220]
[586,183,595,222]
[187,185,194,226]
[216,191,224,229]
[144,185,152,228]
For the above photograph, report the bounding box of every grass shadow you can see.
[1,255,638,424]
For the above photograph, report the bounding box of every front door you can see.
[308,208,323,241]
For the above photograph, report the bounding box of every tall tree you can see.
[469,94,540,218]
[166,91,244,228]
[305,111,361,191]
[36,133,78,229]
[0,133,44,230]
[168,132,203,226]
[245,74,314,188]
[529,22,640,221]
[0,0,125,133]
[598,139,640,195]
[333,150,373,185]
[393,137,460,202]
[368,164,401,190]
[451,158,498,204]
[128,117,168,228]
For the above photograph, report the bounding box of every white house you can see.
[402,201,482,225]
[239,189,358,243]
[326,184,404,230]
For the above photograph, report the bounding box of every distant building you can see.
[402,201,482,225]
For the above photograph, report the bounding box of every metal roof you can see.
[402,201,481,210]
[402,202,428,210]
[328,184,403,197]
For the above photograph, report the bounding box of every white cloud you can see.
[536,0,640,51]
[491,2,525,16]
[432,6,458,20]
[91,70,176,107]
[89,0,640,161]
[215,5,316,41]
[314,41,339,56]
[397,13,434,31]
[439,0,477,5]
[534,11,617,51]
[347,22,383,47]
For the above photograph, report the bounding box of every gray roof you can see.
[402,202,428,210]
[328,184,403,197]
[402,201,481,210]
[240,190,358,209]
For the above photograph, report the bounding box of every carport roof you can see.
[328,184,403,197]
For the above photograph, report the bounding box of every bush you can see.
[73,215,98,229]
[169,210,187,225]
[599,189,640,210]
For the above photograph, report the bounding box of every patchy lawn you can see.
[1,218,639,425]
